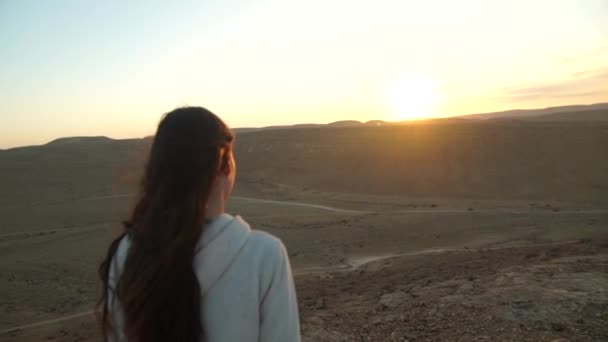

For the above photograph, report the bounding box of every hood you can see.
[112,213,251,296]
[193,213,251,295]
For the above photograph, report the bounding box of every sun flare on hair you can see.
[389,73,439,120]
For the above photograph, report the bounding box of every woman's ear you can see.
[218,148,232,176]
[221,157,232,176]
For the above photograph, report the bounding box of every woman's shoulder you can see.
[232,215,281,244]
[248,229,282,248]
[235,216,288,260]
[240,225,291,285]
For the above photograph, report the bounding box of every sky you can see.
[1,0,607,148]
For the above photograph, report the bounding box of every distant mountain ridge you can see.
[458,103,608,120]
[234,103,608,134]
[3,103,607,151]
[233,119,389,134]
[528,108,608,122]
[47,136,113,145]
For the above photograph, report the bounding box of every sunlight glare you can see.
[389,73,438,120]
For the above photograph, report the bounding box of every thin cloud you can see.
[572,70,593,78]
[594,70,608,79]
[559,45,608,65]
[497,67,608,102]
[560,58,577,64]
[591,45,608,56]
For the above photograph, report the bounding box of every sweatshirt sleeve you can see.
[106,285,126,342]
[259,239,301,342]
[106,238,128,342]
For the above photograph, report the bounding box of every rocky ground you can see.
[298,239,608,342]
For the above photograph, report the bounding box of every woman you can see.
[98,107,301,342]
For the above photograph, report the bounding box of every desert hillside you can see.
[234,121,608,205]
[1,120,607,208]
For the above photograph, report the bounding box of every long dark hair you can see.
[98,107,234,342]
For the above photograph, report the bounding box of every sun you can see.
[389,73,438,120]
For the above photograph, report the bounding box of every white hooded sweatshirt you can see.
[107,213,301,342]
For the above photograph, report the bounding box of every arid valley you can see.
[1,108,607,341]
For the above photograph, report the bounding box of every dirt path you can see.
[0,196,368,240]
[49,193,371,214]
[7,193,608,215]
[82,195,608,215]
[295,239,583,276]
[231,196,371,214]
[0,224,104,240]
[0,311,94,335]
